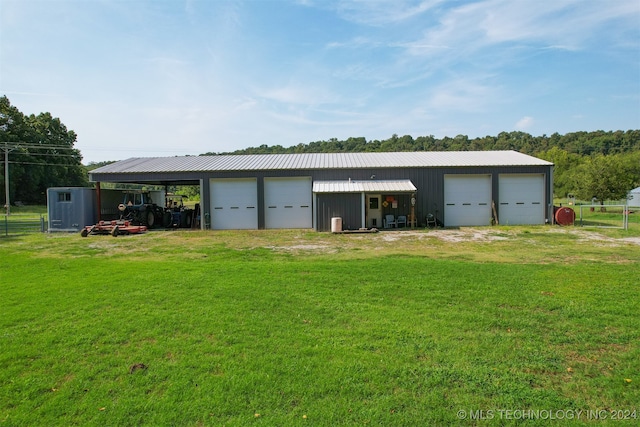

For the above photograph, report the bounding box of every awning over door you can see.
[313,179,417,193]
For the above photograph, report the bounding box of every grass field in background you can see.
[1,227,639,426]
[554,198,639,229]
[573,205,638,229]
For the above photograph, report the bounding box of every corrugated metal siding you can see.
[47,187,96,231]
[380,193,415,222]
[316,193,362,232]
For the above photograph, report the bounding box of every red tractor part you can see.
[81,220,148,237]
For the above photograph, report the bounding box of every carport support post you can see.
[96,182,102,222]
[200,178,210,230]
[361,192,366,229]
[410,193,416,229]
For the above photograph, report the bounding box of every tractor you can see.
[120,190,165,228]
[164,194,195,228]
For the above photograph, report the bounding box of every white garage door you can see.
[210,178,258,230]
[265,177,312,229]
[444,175,492,226]
[499,174,545,225]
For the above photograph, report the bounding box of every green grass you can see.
[4,205,48,215]
[1,229,639,426]
[574,207,637,229]
[1,215,47,236]
[553,200,640,229]
[2,205,49,236]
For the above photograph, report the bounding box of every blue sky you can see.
[1,0,639,163]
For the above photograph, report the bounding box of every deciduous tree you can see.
[0,96,87,205]
[574,153,640,202]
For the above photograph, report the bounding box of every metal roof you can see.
[90,151,552,175]
[313,179,417,193]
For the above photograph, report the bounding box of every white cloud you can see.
[3,0,638,162]
[407,0,640,58]
[258,82,340,106]
[515,116,534,130]
[335,0,443,26]
[427,77,499,113]
[325,36,377,49]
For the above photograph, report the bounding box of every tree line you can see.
[207,131,640,202]
[209,130,640,157]
[1,96,87,205]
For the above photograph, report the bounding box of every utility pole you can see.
[2,142,15,216]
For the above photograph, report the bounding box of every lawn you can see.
[1,227,638,426]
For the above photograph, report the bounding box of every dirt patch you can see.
[620,237,640,245]
[542,228,640,246]
[375,228,509,243]
[269,228,638,252]
[574,231,640,246]
[377,231,425,242]
[428,228,510,243]
[337,227,638,251]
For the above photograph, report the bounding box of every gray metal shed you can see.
[88,151,554,231]
[47,187,96,231]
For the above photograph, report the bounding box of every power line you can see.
[12,152,81,158]
[0,142,79,150]
[5,161,83,167]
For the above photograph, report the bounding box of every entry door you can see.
[367,195,382,228]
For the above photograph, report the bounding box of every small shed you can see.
[47,187,96,232]
[627,186,640,208]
